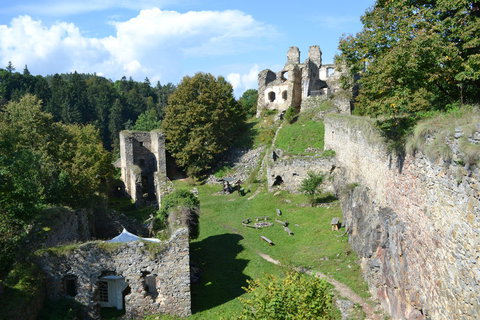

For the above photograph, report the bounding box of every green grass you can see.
[148,182,369,319]
[406,105,480,165]
[275,118,325,155]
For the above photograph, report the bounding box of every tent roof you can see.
[108,228,161,243]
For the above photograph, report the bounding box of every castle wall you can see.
[266,154,335,193]
[119,131,167,206]
[257,45,345,116]
[324,114,480,320]
[36,228,191,319]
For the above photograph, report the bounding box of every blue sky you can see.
[0,0,375,96]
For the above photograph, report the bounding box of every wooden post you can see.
[275,219,289,227]
[260,236,274,245]
[284,227,294,235]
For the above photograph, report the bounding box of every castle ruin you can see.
[256,45,344,116]
[119,130,167,206]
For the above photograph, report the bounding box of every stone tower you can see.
[119,130,167,206]
[256,45,345,116]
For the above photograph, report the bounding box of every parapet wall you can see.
[324,114,480,320]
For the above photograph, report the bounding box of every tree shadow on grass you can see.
[190,233,250,313]
[313,193,338,205]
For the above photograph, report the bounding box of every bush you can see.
[299,172,325,206]
[284,106,298,124]
[155,189,199,239]
[237,272,336,320]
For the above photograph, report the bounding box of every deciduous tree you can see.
[162,73,246,177]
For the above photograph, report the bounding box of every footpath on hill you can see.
[257,252,383,320]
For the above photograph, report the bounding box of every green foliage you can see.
[339,0,480,116]
[406,105,480,165]
[0,262,46,320]
[162,73,246,177]
[38,298,82,320]
[0,95,112,273]
[133,109,162,131]
[0,69,176,150]
[238,89,258,117]
[299,172,325,206]
[284,106,298,124]
[156,189,200,238]
[237,272,335,320]
[0,216,26,276]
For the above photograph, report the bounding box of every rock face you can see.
[324,114,480,320]
[36,228,191,320]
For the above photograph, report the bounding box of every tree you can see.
[338,0,480,117]
[299,172,324,206]
[5,61,14,73]
[162,73,246,177]
[238,89,258,117]
[237,272,335,320]
[132,109,162,131]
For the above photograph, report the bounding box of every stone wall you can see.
[266,150,335,193]
[324,114,480,320]
[119,130,167,206]
[36,228,191,319]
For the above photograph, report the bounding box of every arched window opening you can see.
[282,90,288,100]
[268,91,276,102]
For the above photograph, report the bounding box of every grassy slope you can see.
[274,106,327,155]
[149,182,369,319]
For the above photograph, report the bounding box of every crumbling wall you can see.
[119,130,167,206]
[256,45,347,117]
[324,114,480,320]
[36,228,191,320]
[266,151,335,193]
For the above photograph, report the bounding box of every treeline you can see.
[0,66,175,150]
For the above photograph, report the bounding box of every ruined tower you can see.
[256,45,343,116]
[119,130,167,206]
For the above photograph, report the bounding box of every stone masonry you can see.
[119,130,167,206]
[36,228,191,319]
[324,114,480,320]
[257,45,346,116]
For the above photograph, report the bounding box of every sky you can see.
[0,0,375,96]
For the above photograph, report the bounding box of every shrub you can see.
[156,189,199,239]
[284,106,298,124]
[299,172,325,206]
[237,272,336,320]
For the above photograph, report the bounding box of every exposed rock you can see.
[325,114,480,320]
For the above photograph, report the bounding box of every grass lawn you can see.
[275,109,325,155]
[146,182,370,319]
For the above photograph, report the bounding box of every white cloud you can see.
[227,64,259,97]
[0,9,274,83]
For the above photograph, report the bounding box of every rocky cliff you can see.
[324,114,479,320]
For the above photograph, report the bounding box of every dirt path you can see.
[257,252,382,320]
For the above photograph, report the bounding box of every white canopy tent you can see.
[107,228,161,243]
